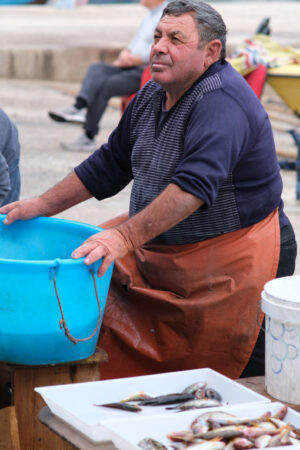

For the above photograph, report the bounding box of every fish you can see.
[138,437,168,449]
[167,398,221,411]
[267,425,291,447]
[207,412,271,427]
[254,434,272,448]
[182,381,207,395]
[167,430,197,443]
[242,425,283,439]
[139,392,195,406]
[230,437,253,449]
[199,411,237,422]
[254,421,277,431]
[94,401,142,412]
[273,405,288,421]
[193,425,245,441]
[187,439,226,449]
[120,391,152,402]
[204,388,222,402]
[191,416,210,434]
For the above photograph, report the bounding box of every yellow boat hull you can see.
[267,64,300,116]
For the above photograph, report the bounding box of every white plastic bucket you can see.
[261,275,300,404]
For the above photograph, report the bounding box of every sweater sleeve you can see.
[170,92,250,207]
[74,99,135,200]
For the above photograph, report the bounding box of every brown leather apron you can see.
[98,210,280,380]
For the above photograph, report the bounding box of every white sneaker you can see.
[49,105,87,124]
[61,133,98,152]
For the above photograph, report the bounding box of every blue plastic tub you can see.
[0,215,113,365]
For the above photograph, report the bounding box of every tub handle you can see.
[53,269,102,345]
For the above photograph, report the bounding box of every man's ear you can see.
[204,39,222,68]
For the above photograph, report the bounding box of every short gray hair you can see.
[162,0,227,59]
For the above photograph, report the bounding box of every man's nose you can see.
[152,37,168,54]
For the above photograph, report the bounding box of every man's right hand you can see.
[0,197,45,225]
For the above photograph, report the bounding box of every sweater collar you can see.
[152,59,227,114]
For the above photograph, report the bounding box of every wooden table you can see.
[0,347,108,450]
[39,406,117,450]
[37,375,300,450]
[237,376,300,412]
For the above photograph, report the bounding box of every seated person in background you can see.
[0,108,21,207]
[48,0,167,153]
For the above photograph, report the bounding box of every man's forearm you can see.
[0,171,93,225]
[117,183,204,249]
[40,171,92,217]
[71,183,204,276]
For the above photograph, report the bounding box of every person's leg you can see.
[240,222,297,377]
[76,63,121,107]
[0,158,21,206]
[61,64,144,151]
[84,65,144,137]
[49,63,119,124]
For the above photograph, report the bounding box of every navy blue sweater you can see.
[75,60,288,244]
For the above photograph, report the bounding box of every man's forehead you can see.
[157,12,196,31]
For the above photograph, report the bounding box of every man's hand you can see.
[113,49,143,67]
[71,228,133,277]
[0,197,46,224]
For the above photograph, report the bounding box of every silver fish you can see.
[120,391,152,402]
[204,388,222,402]
[231,437,253,449]
[254,434,272,448]
[182,381,207,395]
[167,398,221,411]
[268,425,291,447]
[167,430,196,443]
[191,416,210,434]
[138,438,168,449]
[207,412,271,427]
[273,405,288,420]
[199,411,236,422]
[194,425,245,440]
[139,392,195,406]
[243,426,283,439]
[187,440,226,449]
[95,401,142,412]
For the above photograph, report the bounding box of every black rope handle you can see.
[53,269,102,345]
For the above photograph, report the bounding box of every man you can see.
[1,0,296,380]
[48,0,166,153]
[0,108,21,207]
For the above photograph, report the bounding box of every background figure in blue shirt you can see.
[48,0,167,153]
[0,0,297,380]
[0,109,21,207]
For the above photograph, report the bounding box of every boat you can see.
[267,64,300,117]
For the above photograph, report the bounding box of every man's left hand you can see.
[71,228,132,277]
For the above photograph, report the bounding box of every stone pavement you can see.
[0,1,300,275]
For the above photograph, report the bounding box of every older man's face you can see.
[150,13,214,94]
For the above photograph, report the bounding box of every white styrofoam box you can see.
[35,368,269,443]
[103,402,300,450]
